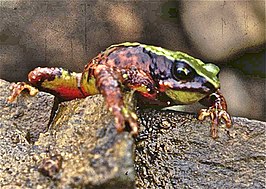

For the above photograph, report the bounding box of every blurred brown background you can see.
[0,0,265,120]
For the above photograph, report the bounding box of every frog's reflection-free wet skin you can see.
[8,42,232,138]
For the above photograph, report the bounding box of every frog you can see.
[8,42,232,138]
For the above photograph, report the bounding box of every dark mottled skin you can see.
[26,45,215,104]
[8,43,232,138]
[86,45,214,102]
[90,46,155,97]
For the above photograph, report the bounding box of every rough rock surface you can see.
[0,79,265,188]
[0,79,134,188]
[135,110,265,188]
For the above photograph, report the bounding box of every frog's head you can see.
[163,53,220,104]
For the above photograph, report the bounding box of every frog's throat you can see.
[165,89,207,104]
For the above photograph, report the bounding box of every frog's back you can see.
[91,43,153,72]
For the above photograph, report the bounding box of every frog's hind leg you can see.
[8,67,88,102]
[94,65,139,135]
[28,67,86,100]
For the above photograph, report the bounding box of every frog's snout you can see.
[203,63,220,76]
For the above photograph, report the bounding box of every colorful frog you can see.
[8,42,232,138]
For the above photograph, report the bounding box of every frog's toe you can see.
[219,110,232,128]
[112,106,139,135]
[7,82,39,102]
[198,107,233,138]
[127,116,139,136]
[122,108,139,136]
[113,110,126,133]
[198,108,210,121]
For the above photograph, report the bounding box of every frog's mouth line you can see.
[163,79,218,104]
[160,75,218,95]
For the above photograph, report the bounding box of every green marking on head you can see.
[139,44,220,89]
[109,42,141,49]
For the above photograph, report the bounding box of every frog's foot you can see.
[7,82,39,102]
[111,106,139,136]
[198,107,232,138]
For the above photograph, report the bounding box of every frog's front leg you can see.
[94,65,139,135]
[198,90,232,138]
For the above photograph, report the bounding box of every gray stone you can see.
[0,79,265,188]
[135,109,265,188]
[0,79,135,188]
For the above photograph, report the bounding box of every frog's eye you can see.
[172,61,195,81]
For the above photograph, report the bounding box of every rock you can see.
[0,79,265,188]
[35,96,135,189]
[0,79,135,188]
[135,109,265,188]
[0,79,55,188]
